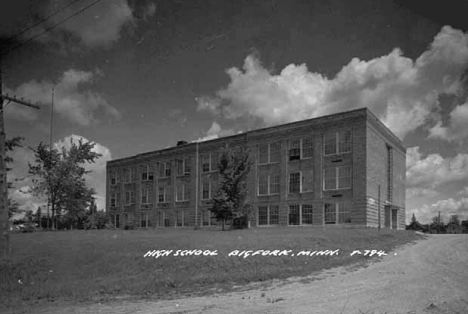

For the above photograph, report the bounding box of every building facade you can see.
[106,108,406,229]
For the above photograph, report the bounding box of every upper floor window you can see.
[289,138,314,161]
[158,161,171,178]
[258,143,280,165]
[202,153,219,172]
[123,168,133,183]
[141,187,150,204]
[176,182,190,201]
[176,157,191,176]
[110,171,118,185]
[289,170,313,193]
[157,186,167,203]
[125,190,135,205]
[324,130,351,156]
[258,173,280,195]
[324,165,352,190]
[141,165,154,181]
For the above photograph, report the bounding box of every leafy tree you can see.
[28,138,101,230]
[411,213,417,224]
[209,147,253,230]
[430,215,445,234]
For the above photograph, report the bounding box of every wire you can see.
[5,0,85,43]
[1,0,105,56]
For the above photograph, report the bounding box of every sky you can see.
[1,0,468,224]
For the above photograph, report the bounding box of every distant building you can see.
[106,108,406,229]
[406,221,429,233]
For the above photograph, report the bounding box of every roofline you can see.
[107,107,403,165]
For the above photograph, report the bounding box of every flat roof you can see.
[108,107,404,165]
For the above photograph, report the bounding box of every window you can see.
[324,203,352,224]
[116,192,120,207]
[258,174,269,195]
[270,143,280,163]
[289,139,301,161]
[158,186,166,203]
[184,157,191,175]
[289,172,301,193]
[338,203,351,223]
[302,204,314,225]
[110,171,117,185]
[123,168,132,183]
[210,153,219,171]
[125,190,135,205]
[141,213,148,228]
[387,145,393,202]
[202,180,211,200]
[176,182,190,201]
[202,154,210,172]
[175,210,184,227]
[302,138,314,158]
[324,131,351,156]
[258,173,280,195]
[270,174,280,194]
[141,188,149,204]
[301,170,314,192]
[289,204,300,225]
[202,210,211,226]
[259,143,281,164]
[141,165,154,181]
[258,144,269,164]
[176,158,191,176]
[110,192,116,207]
[324,203,336,224]
[115,214,120,228]
[258,205,279,226]
[158,162,171,178]
[324,166,352,190]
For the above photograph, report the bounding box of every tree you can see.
[28,138,101,230]
[446,215,461,233]
[430,215,445,234]
[209,147,253,230]
[411,213,417,223]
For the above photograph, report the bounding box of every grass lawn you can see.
[0,227,423,307]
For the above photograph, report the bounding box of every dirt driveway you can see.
[18,234,468,314]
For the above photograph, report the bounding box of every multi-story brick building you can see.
[106,107,406,229]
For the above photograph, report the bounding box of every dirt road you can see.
[18,234,468,314]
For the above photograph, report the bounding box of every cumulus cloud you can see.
[410,197,468,224]
[55,134,112,211]
[197,26,468,140]
[195,122,235,142]
[4,69,121,126]
[428,101,468,142]
[406,187,439,198]
[406,146,468,189]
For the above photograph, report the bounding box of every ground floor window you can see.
[324,202,352,224]
[115,214,120,228]
[140,213,148,228]
[175,210,185,227]
[201,210,211,226]
[289,204,314,225]
[156,211,164,227]
[258,205,279,226]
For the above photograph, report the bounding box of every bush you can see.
[232,216,249,229]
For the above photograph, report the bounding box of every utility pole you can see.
[0,43,41,259]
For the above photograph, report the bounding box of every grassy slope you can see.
[0,228,423,307]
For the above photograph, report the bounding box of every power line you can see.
[5,0,85,43]
[1,0,105,57]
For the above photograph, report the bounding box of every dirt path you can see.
[15,234,468,314]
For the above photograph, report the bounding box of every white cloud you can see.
[55,134,112,211]
[406,146,468,189]
[410,197,468,224]
[197,26,468,140]
[195,122,235,142]
[5,69,121,126]
[428,101,468,142]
